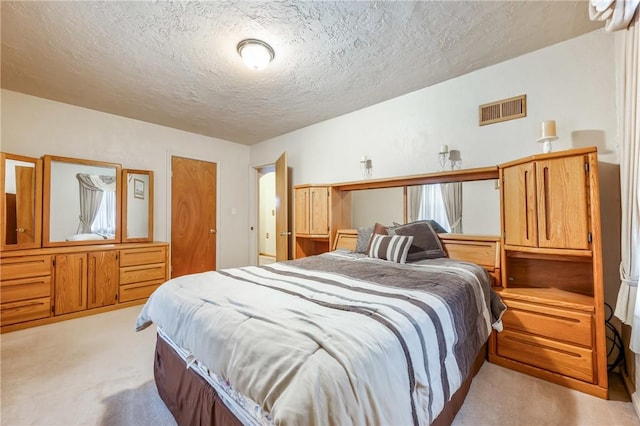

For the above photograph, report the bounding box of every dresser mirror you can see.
[43,155,121,247]
[122,169,153,242]
[0,153,43,250]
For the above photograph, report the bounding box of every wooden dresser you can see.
[489,147,608,398]
[1,242,169,333]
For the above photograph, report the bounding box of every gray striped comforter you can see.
[137,251,505,425]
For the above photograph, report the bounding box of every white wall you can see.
[1,90,251,269]
[250,30,617,182]
[249,29,619,293]
[258,172,276,256]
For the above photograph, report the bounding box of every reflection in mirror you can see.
[1,153,42,250]
[350,180,500,235]
[44,156,121,246]
[351,187,405,228]
[407,180,500,235]
[122,169,153,242]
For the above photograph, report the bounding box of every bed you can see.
[137,226,505,426]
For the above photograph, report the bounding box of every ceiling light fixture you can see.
[237,39,275,70]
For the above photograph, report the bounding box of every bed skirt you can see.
[154,334,487,426]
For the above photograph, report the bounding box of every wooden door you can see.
[502,163,537,247]
[15,166,35,245]
[275,153,290,262]
[87,251,118,309]
[171,156,217,278]
[294,187,309,235]
[54,253,87,315]
[536,156,590,250]
[309,187,329,235]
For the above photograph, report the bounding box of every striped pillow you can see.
[367,234,414,264]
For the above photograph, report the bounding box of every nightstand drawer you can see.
[120,247,166,267]
[497,329,594,383]
[120,263,166,285]
[502,299,593,347]
[1,276,51,304]
[0,255,52,280]
[1,297,51,326]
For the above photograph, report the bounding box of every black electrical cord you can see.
[605,302,626,372]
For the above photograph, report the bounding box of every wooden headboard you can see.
[332,229,501,285]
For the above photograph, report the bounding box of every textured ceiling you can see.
[1,1,601,145]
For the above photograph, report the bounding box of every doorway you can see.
[171,156,217,278]
[255,152,289,264]
[257,166,276,265]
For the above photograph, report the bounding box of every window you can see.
[417,184,451,232]
[91,191,116,236]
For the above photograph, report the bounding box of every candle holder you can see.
[448,149,462,170]
[437,146,462,170]
[537,120,558,153]
[360,156,373,178]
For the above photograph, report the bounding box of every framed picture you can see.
[134,178,145,199]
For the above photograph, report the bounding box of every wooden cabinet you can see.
[502,155,590,249]
[294,185,329,236]
[490,147,607,399]
[54,250,118,315]
[294,185,332,258]
[0,242,169,332]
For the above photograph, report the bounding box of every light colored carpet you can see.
[1,305,638,426]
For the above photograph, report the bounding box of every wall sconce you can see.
[438,145,463,170]
[537,120,558,153]
[360,155,373,179]
[448,149,462,170]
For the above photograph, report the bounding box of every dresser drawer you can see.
[1,297,51,326]
[120,247,166,267]
[497,329,594,383]
[0,255,52,280]
[1,276,51,304]
[119,280,164,302]
[120,263,166,285]
[502,299,593,347]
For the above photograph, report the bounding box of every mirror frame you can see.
[122,169,154,243]
[43,155,122,247]
[0,152,43,251]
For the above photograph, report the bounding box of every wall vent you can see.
[479,95,527,126]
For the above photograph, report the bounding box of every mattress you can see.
[138,251,505,425]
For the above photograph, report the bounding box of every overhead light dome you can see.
[237,39,275,70]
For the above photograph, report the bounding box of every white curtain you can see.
[76,174,116,234]
[590,3,640,351]
[407,186,423,223]
[440,182,463,233]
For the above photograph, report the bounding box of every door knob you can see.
[279,232,292,236]
[209,229,217,234]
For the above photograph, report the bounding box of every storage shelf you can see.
[504,245,592,258]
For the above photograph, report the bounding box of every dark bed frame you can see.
[153,334,487,426]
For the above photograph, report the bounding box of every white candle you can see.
[540,120,557,139]
[440,144,449,153]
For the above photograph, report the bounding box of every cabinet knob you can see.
[279,232,292,236]
[17,228,25,233]
[209,229,217,234]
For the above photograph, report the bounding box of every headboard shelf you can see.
[332,166,498,191]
